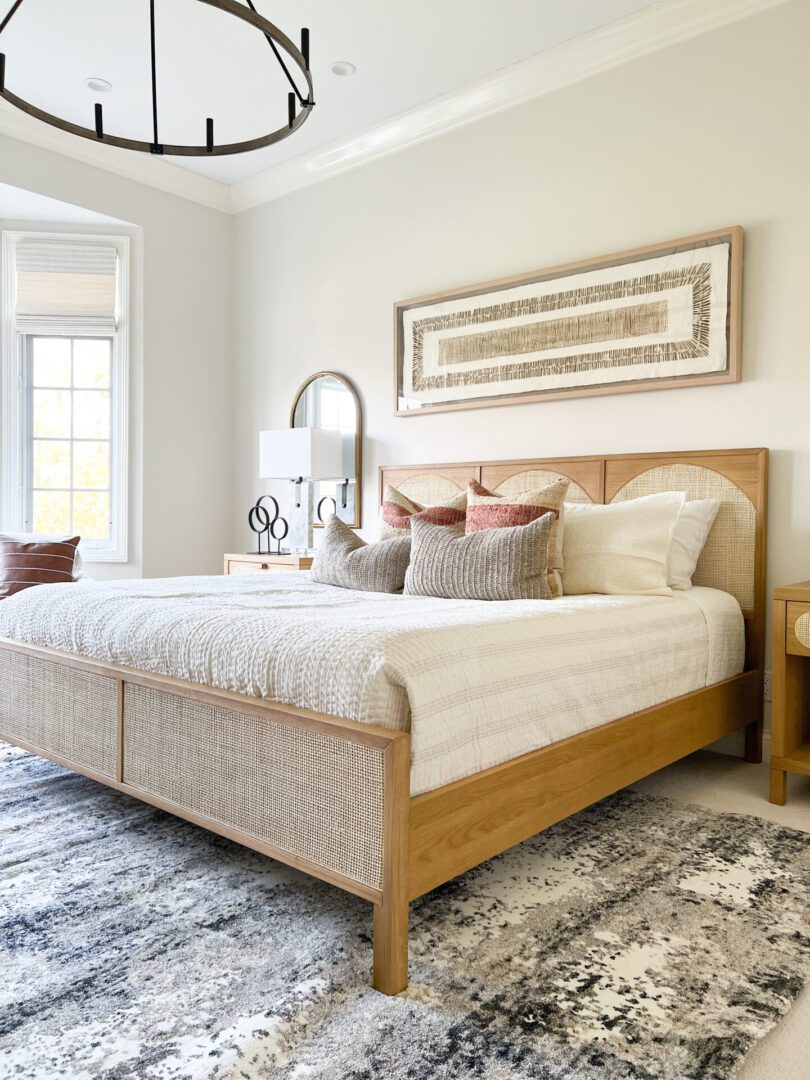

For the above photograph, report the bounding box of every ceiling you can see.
[0,0,665,186]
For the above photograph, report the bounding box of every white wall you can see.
[0,134,235,577]
[233,0,810,647]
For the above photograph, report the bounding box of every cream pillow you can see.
[668,498,720,590]
[563,491,685,596]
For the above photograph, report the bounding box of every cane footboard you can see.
[123,683,387,893]
[0,647,119,779]
[0,641,409,924]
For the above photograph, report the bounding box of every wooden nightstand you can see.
[771,582,810,804]
[223,553,313,575]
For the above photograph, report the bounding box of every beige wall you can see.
[0,133,235,577]
[233,0,810,639]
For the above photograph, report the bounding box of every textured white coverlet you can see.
[0,574,744,795]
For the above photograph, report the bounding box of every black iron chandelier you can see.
[0,0,314,156]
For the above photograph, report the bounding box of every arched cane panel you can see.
[393,473,467,507]
[491,469,593,504]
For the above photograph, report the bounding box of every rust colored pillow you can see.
[466,477,569,597]
[0,535,81,600]
[379,483,466,540]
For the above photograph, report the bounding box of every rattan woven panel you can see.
[397,473,466,506]
[493,469,593,504]
[0,649,118,777]
[610,464,756,612]
[123,684,386,892]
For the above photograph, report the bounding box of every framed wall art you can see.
[394,226,742,416]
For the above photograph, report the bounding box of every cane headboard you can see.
[380,448,768,670]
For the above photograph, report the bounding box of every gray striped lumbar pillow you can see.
[404,514,554,601]
[0,535,80,600]
[311,516,411,593]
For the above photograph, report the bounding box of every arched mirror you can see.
[290,372,362,528]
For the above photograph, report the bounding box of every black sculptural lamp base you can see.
[248,495,290,556]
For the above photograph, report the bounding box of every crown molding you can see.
[0,101,232,214]
[0,0,790,216]
[231,0,790,213]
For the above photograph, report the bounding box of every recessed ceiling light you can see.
[330,61,356,77]
[85,77,113,93]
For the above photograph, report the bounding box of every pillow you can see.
[562,492,685,596]
[2,532,86,580]
[668,498,720,590]
[311,516,411,593]
[0,535,81,600]
[379,483,466,540]
[404,514,554,601]
[466,476,570,597]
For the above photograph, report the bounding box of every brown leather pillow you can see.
[0,535,81,600]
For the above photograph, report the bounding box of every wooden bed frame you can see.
[0,448,768,996]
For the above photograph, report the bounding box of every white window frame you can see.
[1,231,129,562]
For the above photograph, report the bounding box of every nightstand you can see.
[770,582,810,804]
[223,553,313,575]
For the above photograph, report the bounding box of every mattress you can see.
[0,574,745,795]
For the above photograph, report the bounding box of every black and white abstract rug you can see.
[2,741,810,1080]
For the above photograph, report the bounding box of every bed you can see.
[0,448,768,995]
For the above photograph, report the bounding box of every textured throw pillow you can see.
[466,476,570,597]
[562,492,685,596]
[0,535,81,600]
[668,498,720,590]
[311,516,411,593]
[2,532,86,580]
[379,483,467,540]
[404,514,554,601]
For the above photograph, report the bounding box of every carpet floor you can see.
[2,741,810,1080]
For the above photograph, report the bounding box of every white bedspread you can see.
[0,574,744,795]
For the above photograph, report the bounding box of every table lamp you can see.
[259,428,345,551]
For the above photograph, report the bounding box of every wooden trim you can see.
[774,582,810,602]
[373,730,411,994]
[480,457,603,503]
[408,671,760,901]
[770,595,810,803]
[394,226,742,415]
[115,678,124,783]
[0,636,400,751]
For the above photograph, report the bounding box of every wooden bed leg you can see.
[373,730,410,995]
[770,767,787,806]
[373,894,409,995]
[744,716,764,764]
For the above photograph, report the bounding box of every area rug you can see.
[2,742,809,1080]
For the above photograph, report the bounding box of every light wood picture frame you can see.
[394,226,743,416]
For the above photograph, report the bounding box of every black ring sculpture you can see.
[248,495,289,555]
[0,0,314,157]
[316,496,337,524]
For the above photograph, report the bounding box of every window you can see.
[1,232,129,561]
[25,336,115,545]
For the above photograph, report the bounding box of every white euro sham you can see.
[668,498,720,590]
[562,491,685,596]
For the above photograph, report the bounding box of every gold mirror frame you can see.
[290,371,362,529]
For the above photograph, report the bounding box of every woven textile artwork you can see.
[396,231,739,412]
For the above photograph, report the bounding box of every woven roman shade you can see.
[14,241,118,332]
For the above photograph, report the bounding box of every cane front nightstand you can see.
[771,582,810,804]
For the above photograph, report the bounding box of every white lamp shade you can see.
[259,427,345,480]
